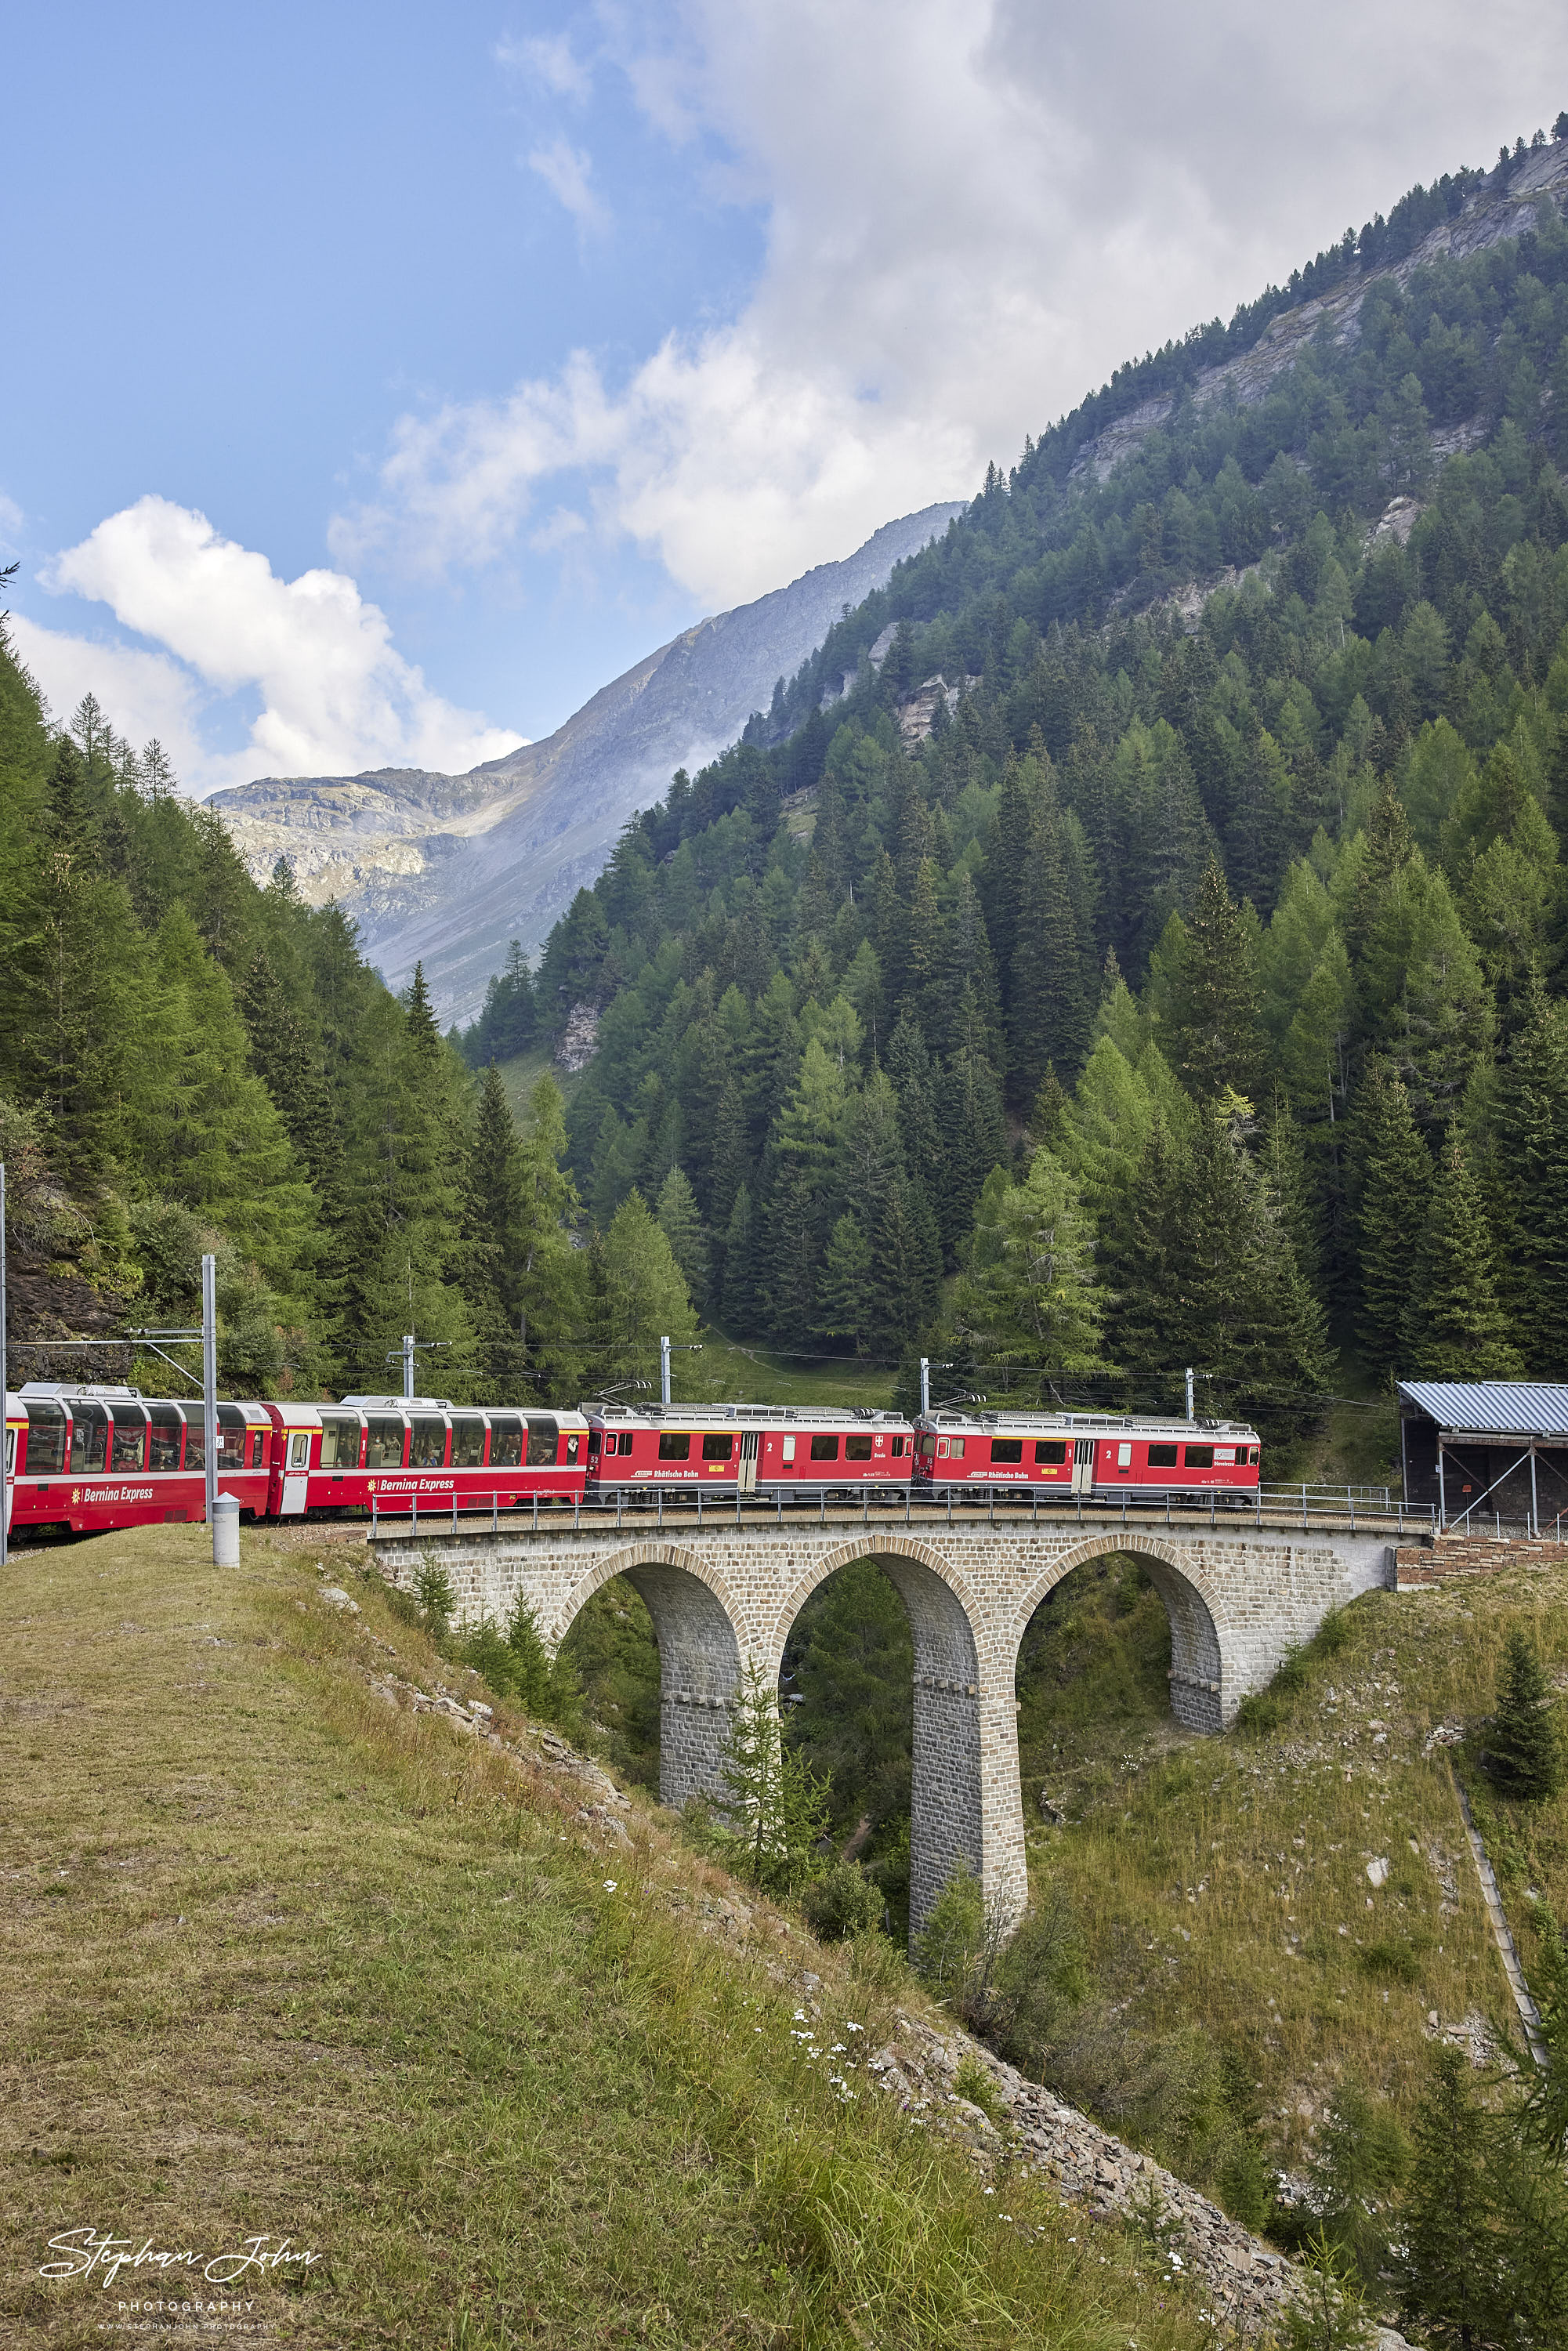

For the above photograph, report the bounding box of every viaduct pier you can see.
[369,1493,1418,1935]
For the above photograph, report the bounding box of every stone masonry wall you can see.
[370,1515,1400,1938]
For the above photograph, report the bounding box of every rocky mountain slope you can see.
[211,502,962,1023]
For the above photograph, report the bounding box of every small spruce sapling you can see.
[1279,2233,1374,2351]
[1486,1624,1563,1800]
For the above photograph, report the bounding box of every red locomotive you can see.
[2,1384,1260,1541]
[585,1404,914,1497]
[913,1408,1261,1502]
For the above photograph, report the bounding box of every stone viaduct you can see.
[368,1498,1413,1936]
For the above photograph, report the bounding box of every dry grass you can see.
[1,1521,1222,2350]
[1023,1558,1568,2178]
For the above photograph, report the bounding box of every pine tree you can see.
[721,1182,759,1331]
[1396,2047,1513,2350]
[718,1657,831,1896]
[1490,971,1568,1372]
[952,1148,1106,1382]
[462,1064,526,1393]
[1009,803,1091,1103]
[1486,1625,1563,1800]
[1403,1127,1523,1379]
[817,1213,874,1353]
[1354,1067,1432,1378]
[1164,857,1265,1102]
[656,1164,710,1310]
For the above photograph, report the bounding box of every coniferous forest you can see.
[467,140,1568,1447]
[9,142,1568,1440]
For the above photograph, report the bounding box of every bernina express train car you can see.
[585,1404,916,1497]
[912,1409,1261,1502]
[5,1383,273,1535]
[262,1395,588,1519]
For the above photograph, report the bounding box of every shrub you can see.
[951,2052,999,2121]
[802,1857,882,1943]
[414,1556,456,1634]
[1485,1625,1563,1800]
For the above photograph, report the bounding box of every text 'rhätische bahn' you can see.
[3,1385,1262,1538]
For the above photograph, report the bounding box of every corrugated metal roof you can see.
[1398,1380,1568,1438]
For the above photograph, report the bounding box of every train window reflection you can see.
[24,1400,67,1476]
[112,1411,148,1470]
[844,1433,873,1461]
[318,1416,360,1470]
[365,1418,405,1470]
[489,1418,523,1469]
[147,1409,181,1470]
[408,1418,446,1469]
[69,1405,108,1474]
[526,1418,559,1468]
[449,1418,485,1469]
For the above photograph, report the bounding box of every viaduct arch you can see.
[372,1509,1400,1939]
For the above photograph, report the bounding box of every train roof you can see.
[915,1407,1258,1436]
[12,1382,269,1420]
[336,1394,587,1420]
[588,1402,913,1426]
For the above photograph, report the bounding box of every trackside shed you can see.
[1397,1379,1568,1533]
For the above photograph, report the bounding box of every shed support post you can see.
[1437,1440,1447,1534]
[1530,1441,1538,1538]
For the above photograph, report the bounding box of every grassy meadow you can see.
[2,1516,1224,2351]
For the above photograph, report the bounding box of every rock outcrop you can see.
[211,502,961,1024]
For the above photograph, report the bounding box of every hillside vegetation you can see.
[0,1520,1229,2351]
[465,132,1568,1473]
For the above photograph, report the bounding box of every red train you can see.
[2,1385,588,1538]
[2,1386,1261,1540]
[913,1408,1261,1502]
[585,1404,914,1495]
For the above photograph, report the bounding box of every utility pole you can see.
[919,1357,929,1415]
[201,1253,218,1541]
[403,1332,415,1400]
[661,1335,671,1407]
[1185,1367,1194,1420]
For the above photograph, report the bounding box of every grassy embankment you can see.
[571,1536,1566,2232]
[1013,1552,1568,2191]
[2,1520,1223,2351]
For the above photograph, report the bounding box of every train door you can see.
[737,1430,759,1494]
[1071,1436,1095,1494]
[281,1429,311,1516]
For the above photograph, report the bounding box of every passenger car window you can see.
[1148,1444,1179,1467]
[526,1417,559,1467]
[489,1417,523,1469]
[1034,1440,1066,1465]
[845,1433,873,1460]
[449,1418,485,1468]
[69,1404,108,1473]
[657,1432,691,1461]
[365,1417,406,1470]
[701,1433,733,1461]
[990,1438,1023,1464]
[111,1410,147,1470]
[147,1408,181,1471]
[409,1418,447,1469]
[24,1400,67,1476]
[319,1415,360,1469]
[809,1433,839,1461]
[1183,1444,1215,1469]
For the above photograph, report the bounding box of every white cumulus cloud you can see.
[8,614,211,781]
[37,496,524,790]
[335,0,1568,612]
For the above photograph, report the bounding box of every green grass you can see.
[1,1520,1222,2351]
[493,1043,581,1123]
[687,1324,896,1408]
[1016,1555,1568,2188]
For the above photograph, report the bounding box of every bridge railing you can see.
[366,1480,1434,1542]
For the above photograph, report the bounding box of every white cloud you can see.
[38,496,523,790]
[497,30,593,101]
[335,0,1568,613]
[0,491,24,558]
[8,614,211,780]
[527,135,610,233]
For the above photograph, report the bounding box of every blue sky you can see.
[5,2,1568,792]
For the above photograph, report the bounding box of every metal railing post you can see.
[492,1491,498,1535]
[371,1492,378,1538]
[1349,1488,1354,1532]
[452,1491,458,1534]
[533,1493,538,1531]
[412,1491,418,1534]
